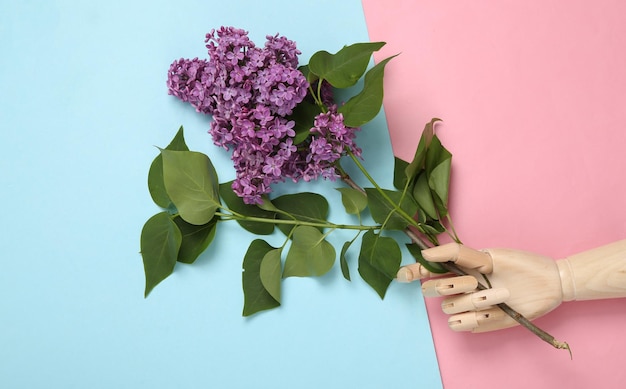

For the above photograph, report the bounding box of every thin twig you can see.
[440,262,572,358]
[340,174,572,356]
[340,173,366,194]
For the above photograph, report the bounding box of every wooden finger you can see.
[422,243,493,273]
[447,307,507,332]
[421,275,478,297]
[396,263,441,282]
[441,288,510,314]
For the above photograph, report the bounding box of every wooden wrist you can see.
[556,239,626,302]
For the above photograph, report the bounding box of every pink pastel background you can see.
[362,1,626,388]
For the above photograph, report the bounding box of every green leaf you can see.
[421,220,446,236]
[405,243,447,274]
[283,226,336,278]
[257,196,281,213]
[429,158,451,217]
[413,172,438,219]
[336,187,368,215]
[162,150,221,225]
[338,55,397,127]
[242,240,281,316]
[424,133,450,172]
[219,182,275,235]
[287,99,321,144]
[140,212,182,297]
[308,42,386,88]
[425,135,452,217]
[165,125,190,151]
[358,258,390,299]
[365,188,418,230]
[340,240,353,281]
[147,157,171,209]
[299,64,319,85]
[147,126,189,209]
[358,231,401,298]
[393,157,410,190]
[172,215,218,264]
[405,118,440,182]
[273,192,329,236]
[260,249,282,302]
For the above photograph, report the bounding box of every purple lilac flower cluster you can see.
[166,26,360,204]
[304,105,361,181]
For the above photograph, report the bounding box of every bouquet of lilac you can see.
[167,27,370,205]
[142,26,458,316]
[140,26,574,353]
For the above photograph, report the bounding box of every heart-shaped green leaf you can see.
[365,188,417,230]
[358,258,391,299]
[162,150,221,225]
[283,226,336,277]
[338,54,397,127]
[148,126,189,209]
[172,215,218,264]
[148,157,171,209]
[336,187,368,215]
[260,249,282,302]
[273,192,329,236]
[242,240,281,316]
[358,231,401,298]
[141,212,182,297]
[308,42,385,88]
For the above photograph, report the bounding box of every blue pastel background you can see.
[0,1,442,388]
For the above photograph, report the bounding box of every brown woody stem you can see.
[339,173,572,356]
[440,262,572,358]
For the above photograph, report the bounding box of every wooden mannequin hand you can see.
[396,240,626,333]
[398,243,563,332]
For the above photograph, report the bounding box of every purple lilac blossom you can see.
[304,106,361,181]
[166,26,360,204]
[166,57,213,113]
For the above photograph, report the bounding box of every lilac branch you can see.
[339,171,571,355]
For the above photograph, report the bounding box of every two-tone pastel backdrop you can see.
[363,1,626,388]
[0,1,441,388]
[2,1,625,388]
